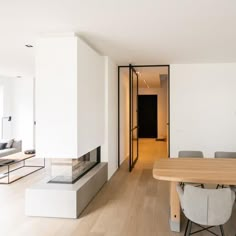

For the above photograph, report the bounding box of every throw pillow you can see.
[0,143,7,150]
[6,139,14,148]
[0,139,14,148]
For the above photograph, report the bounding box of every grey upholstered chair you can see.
[215,152,236,189]
[178,150,204,158]
[177,184,235,236]
[215,151,236,159]
[230,185,236,194]
[178,151,204,188]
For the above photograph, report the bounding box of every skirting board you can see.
[156,137,166,141]
[25,163,108,218]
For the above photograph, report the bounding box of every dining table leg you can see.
[170,181,181,232]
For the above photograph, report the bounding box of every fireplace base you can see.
[25,163,107,218]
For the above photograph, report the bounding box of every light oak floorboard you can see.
[0,139,235,235]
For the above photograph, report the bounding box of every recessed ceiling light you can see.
[25,44,33,48]
[143,79,150,88]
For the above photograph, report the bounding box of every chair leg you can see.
[184,220,189,236]
[219,225,225,236]
[201,184,204,188]
[187,221,192,236]
[216,184,225,189]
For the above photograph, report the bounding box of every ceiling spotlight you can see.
[25,44,33,48]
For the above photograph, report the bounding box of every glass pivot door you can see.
[129,64,139,171]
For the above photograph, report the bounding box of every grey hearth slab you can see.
[25,163,107,218]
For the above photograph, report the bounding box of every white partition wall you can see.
[35,34,105,158]
[77,39,105,157]
[27,35,117,219]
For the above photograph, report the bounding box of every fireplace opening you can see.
[48,146,101,184]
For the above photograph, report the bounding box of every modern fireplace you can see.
[49,146,101,184]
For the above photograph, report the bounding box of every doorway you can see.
[138,95,157,138]
[118,65,170,171]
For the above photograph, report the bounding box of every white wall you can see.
[120,69,129,164]
[0,76,34,149]
[77,38,105,158]
[11,77,34,150]
[0,86,3,134]
[36,35,105,158]
[102,57,118,179]
[36,36,78,158]
[0,76,13,139]
[170,63,236,157]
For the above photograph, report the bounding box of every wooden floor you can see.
[0,139,235,236]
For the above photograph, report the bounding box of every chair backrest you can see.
[179,185,235,226]
[178,150,204,158]
[215,151,236,158]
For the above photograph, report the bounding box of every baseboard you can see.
[156,137,166,141]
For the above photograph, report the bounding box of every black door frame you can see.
[129,64,139,171]
[118,64,170,168]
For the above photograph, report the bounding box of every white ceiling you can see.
[1,0,236,77]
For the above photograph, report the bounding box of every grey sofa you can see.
[0,140,22,157]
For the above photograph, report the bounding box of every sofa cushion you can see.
[0,143,7,150]
[0,148,18,158]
